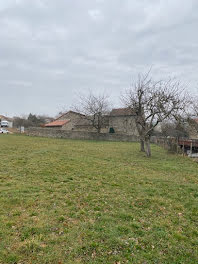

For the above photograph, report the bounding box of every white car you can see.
[0,129,9,134]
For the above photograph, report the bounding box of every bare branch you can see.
[73,92,111,133]
[122,71,188,156]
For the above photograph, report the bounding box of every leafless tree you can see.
[193,100,198,132]
[188,94,198,133]
[122,72,188,157]
[161,120,189,138]
[74,92,111,133]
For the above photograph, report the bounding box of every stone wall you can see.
[109,115,139,136]
[27,127,140,142]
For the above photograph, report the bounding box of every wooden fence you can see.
[155,137,198,155]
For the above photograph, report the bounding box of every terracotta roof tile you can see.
[45,119,70,127]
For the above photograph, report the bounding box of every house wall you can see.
[58,112,110,133]
[8,121,13,128]
[54,111,139,136]
[57,112,84,131]
[73,116,109,133]
[108,116,139,136]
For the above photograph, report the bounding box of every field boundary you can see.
[27,127,140,142]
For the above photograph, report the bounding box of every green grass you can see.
[0,135,198,264]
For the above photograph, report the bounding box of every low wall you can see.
[27,127,140,142]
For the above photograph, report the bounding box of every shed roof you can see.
[45,119,70,127]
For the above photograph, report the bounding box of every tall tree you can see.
[122,72,187,157]
[27,113,46,127]
[161,120,189,138]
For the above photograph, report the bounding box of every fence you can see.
[155,137,198,156]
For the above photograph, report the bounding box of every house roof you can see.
[110,108,135,116]
[56,111,85,121]
[45,119,70,127]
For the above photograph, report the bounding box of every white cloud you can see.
[142,0,195,30]
[88,9,104,21]
[0,0,15,11]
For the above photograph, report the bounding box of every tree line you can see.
[13,113,53,128]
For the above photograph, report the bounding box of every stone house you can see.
[45,111,86,130]
[44,108,139,136]
[108,108,139,136]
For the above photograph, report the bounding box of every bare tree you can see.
[74,92,111,133]
[187,94,198,134]
[161,120,189,138]
[193,99,198,132]
[122,72,187,157]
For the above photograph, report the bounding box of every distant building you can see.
[44,109,139,136]
[44,111,86,130]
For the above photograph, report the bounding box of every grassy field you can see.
[0,135,198,264]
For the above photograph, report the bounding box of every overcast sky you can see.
[0,0,198,117]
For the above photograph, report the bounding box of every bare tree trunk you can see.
[140,139,145,152]
[145,139,151,157]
